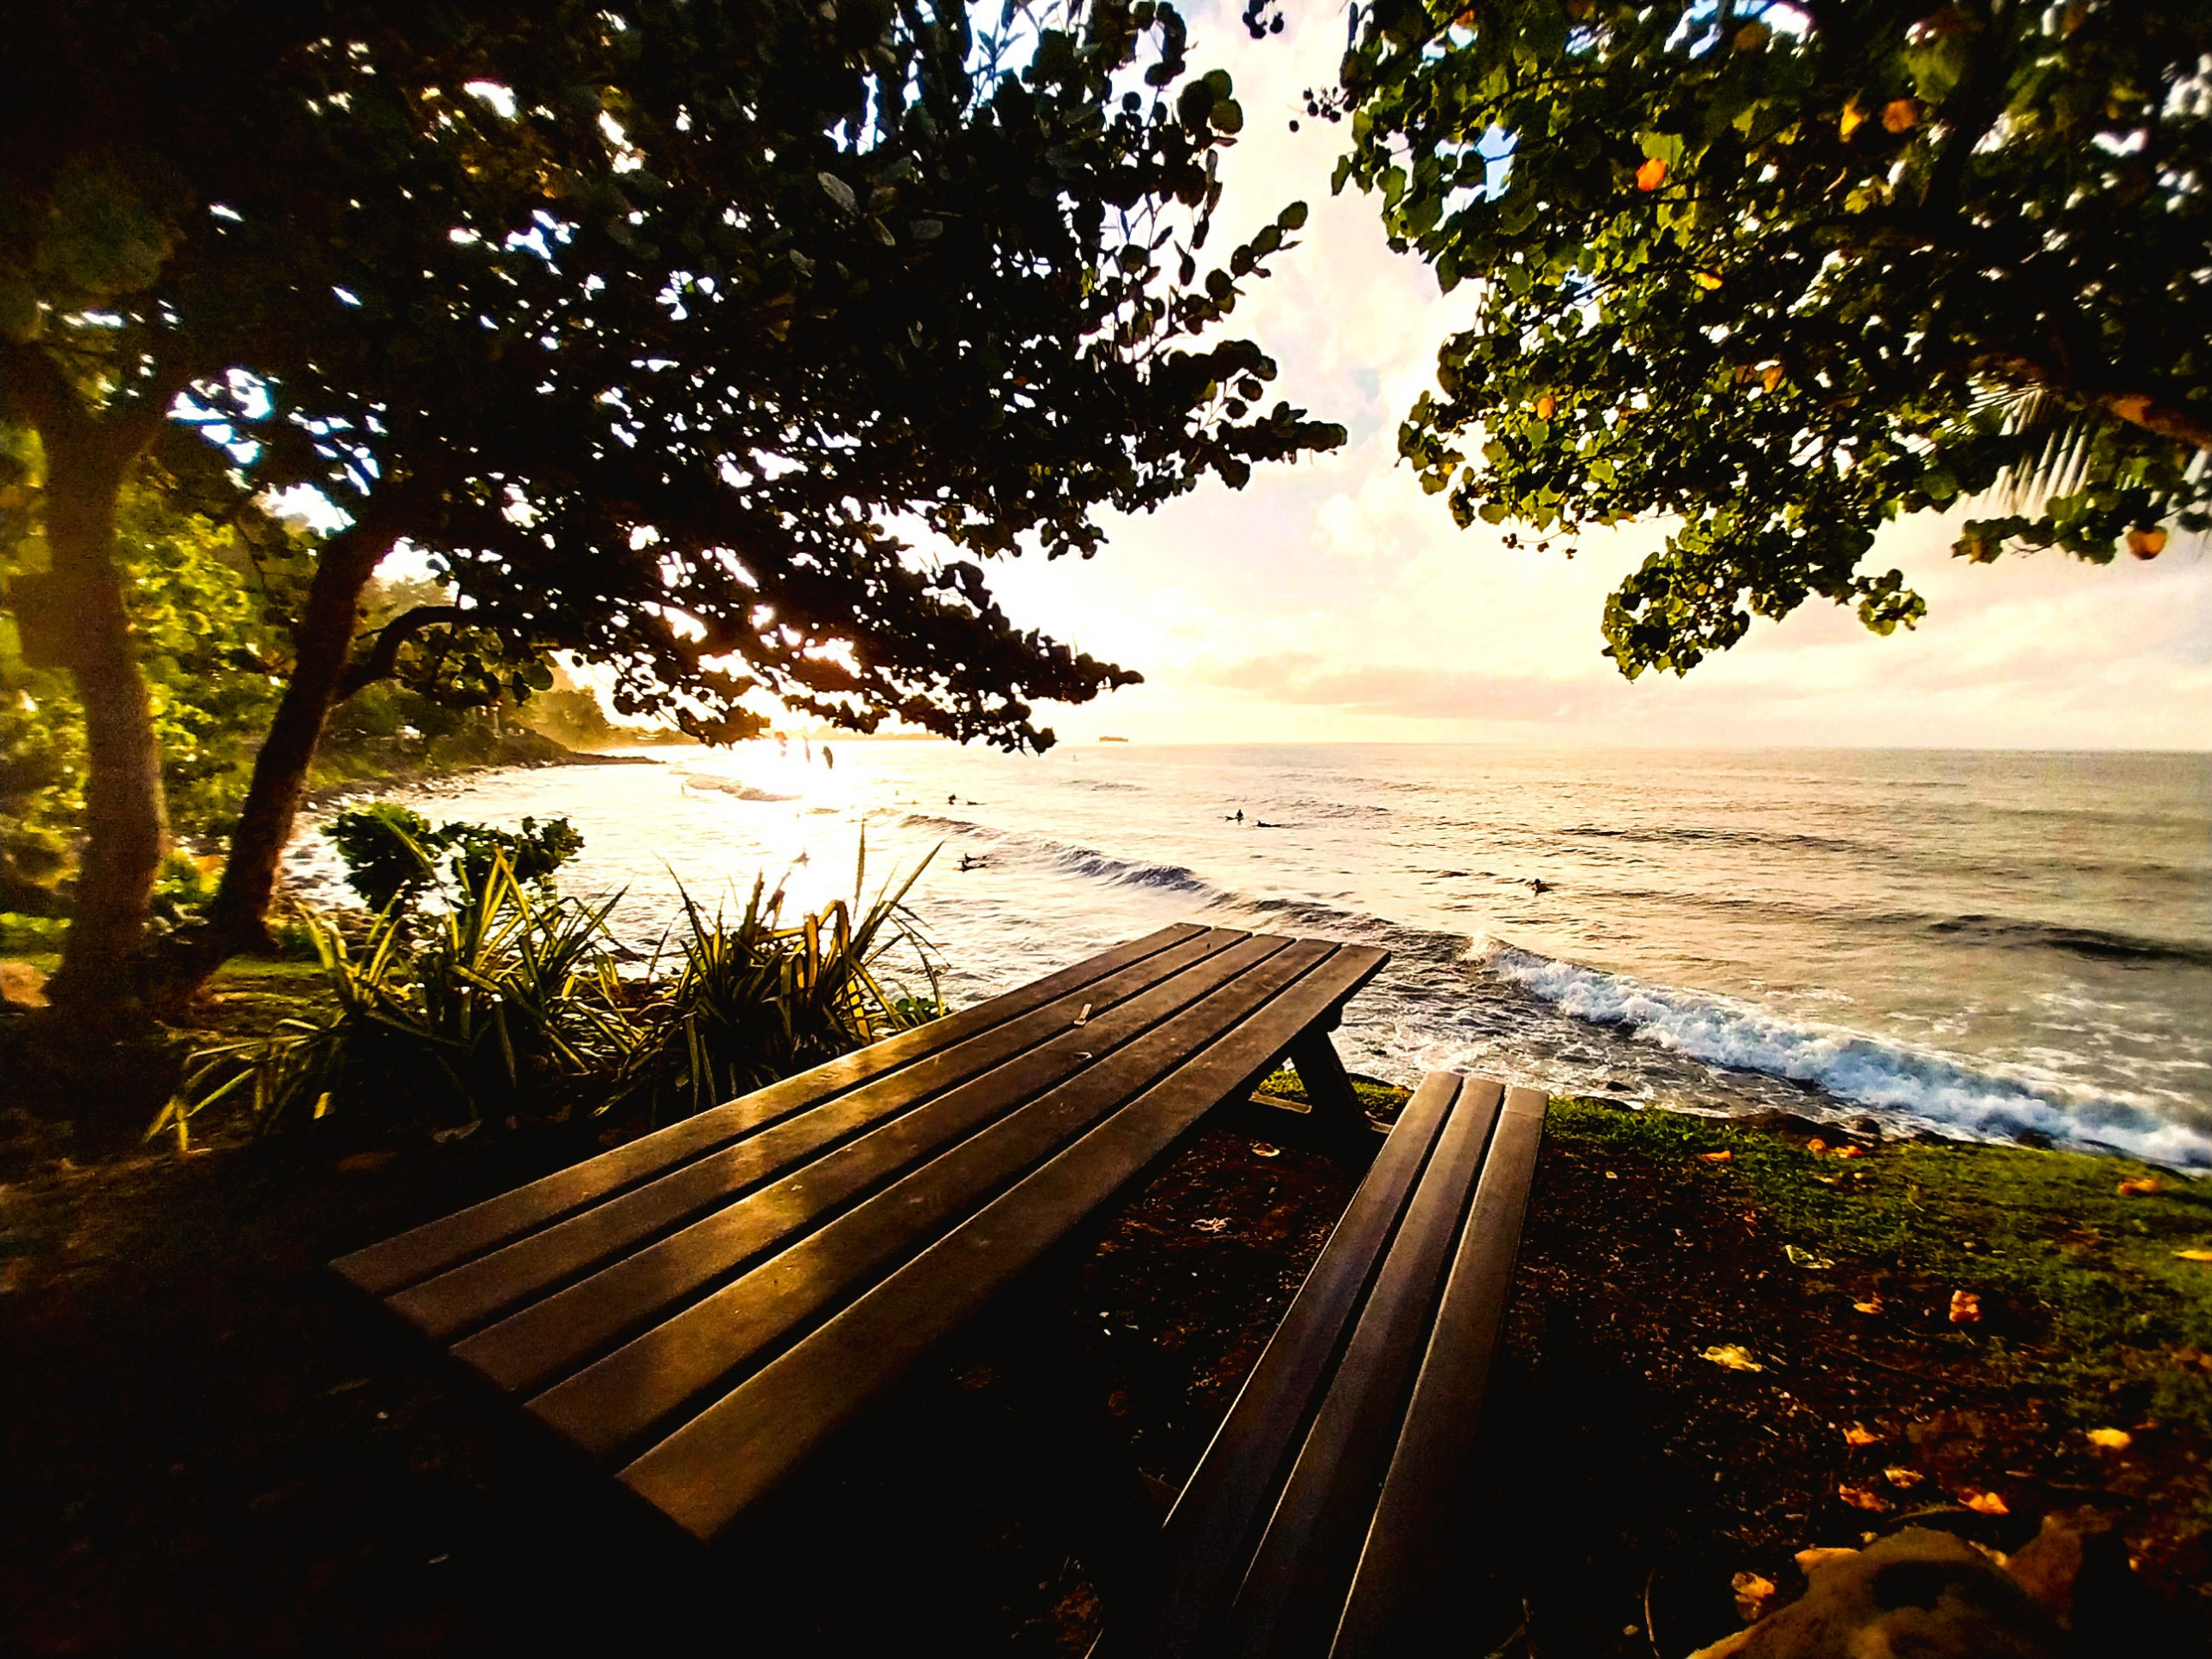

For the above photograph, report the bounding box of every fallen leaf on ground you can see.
[1808,1138,1828,1154]
[1730,1571,1777,1621]
[1698,1150,1733,1163]
[1192,1218,1228,1234]
[1852,1297,1884,1315]
[1836,1145,1866,1160]
[2087,1427,2133,1450]
[1785,1244,1835,1270]
[1948,1290,1981,1325]
[1961,1491,2010,1516]
[1839,1484,1888,1512]
[1843,1424,1879,1446]
[2175,1249,2212,1263]
[1249,1143,1280,1158]
[1884,1465,1923,1488]
[2119,1177,2163,1197]
[1701,1344,1764,1372]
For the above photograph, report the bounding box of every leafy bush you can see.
[156,842,938,1145]
[322,804,583,912]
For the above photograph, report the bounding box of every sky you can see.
[967,1,2212,753]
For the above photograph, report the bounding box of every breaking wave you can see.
[1484,944,2212,1169]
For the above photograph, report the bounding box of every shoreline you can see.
[295,729,667,817]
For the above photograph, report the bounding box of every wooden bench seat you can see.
[333,923,1389,1544]
[1099,1072,1546,1659]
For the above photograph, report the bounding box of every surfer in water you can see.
[1528,877,1551,895]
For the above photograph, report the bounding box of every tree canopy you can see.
[1331,0,2209,675]
[1,0,1342,1007]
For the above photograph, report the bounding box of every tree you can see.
[1,1,1342,1019]
[1328,0,2209,676]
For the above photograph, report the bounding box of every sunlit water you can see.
[284,742,2212,1168]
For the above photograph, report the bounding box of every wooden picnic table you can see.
[334,922,1389,1544]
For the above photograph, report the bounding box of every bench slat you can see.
[451,928,1273,1395]
[1217,1077,1504,1657]
[615,941,1389,1540]
[331,922,1207,1297]
[1116,1071,1465,1659]
[1327,1085,1547,1659]
[533,935,1309,1461]
[391,927,1253,1342]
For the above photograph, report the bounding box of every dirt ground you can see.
[2,1090,2206,1655]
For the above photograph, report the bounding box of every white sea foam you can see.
[1485,944,2212,1169]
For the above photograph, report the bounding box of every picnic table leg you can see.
[1287,1021,1370,1140]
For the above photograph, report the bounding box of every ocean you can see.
[285,741,2212,1169]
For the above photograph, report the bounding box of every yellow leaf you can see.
[1837,1145,1866,1160]
[1839,1484,1889,1512]
[2119,1176,2163,1196]
[1844,1424,1879,1446]
[1761,363,1786,391]
[1852,1298,1884,1315]
[1808,1137,1828,1154]
[2088,1427,2133,1450]
[1699,1149,1733,1163]
[2127,526,2168,560]
[1637,156,1669,192]
[1962,1491,2010,1516]
[2175,1249,2212,1263]
[1948,1289,1981,1325]
[1535,393,1556,421]
[1883,99,1918,134]
[1885,1465,1924,1489]
[1731,1571,1777,1621]
[1840,99,1866,140]
[1702,1344,1764,1372]
[1694,270,1724,289]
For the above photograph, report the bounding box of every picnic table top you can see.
[334,921,1389,1541]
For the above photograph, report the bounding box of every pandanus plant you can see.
[156,836,939,1146]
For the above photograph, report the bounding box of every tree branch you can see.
[335,604,465,699]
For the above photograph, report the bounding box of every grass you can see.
[1545,1096,2212,1439]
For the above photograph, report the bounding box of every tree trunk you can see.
[160,523,396,992]
[41,430,168,1025]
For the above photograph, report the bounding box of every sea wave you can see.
[898,814,1222,902]
[1923,915,2212,969]
[1482,944,2212,1168]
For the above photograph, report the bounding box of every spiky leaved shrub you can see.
[155,840,938,1146]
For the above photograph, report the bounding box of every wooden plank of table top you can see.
[1109,1071,1470,1659]
[455,930,1278,1395]
[531,934,1305,1462]
[391,928,1252,1343]
[1327,1086,1545,1659]
[618,941,1389,1541]
[1218,1077,1504,1659]
[332,923,1207,1298]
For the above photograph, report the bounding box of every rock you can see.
[0,960,48,1011]
[1688,1529,2059,1659]
[1738,1109,1834,1142]
[2005,1507,2137,1636]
